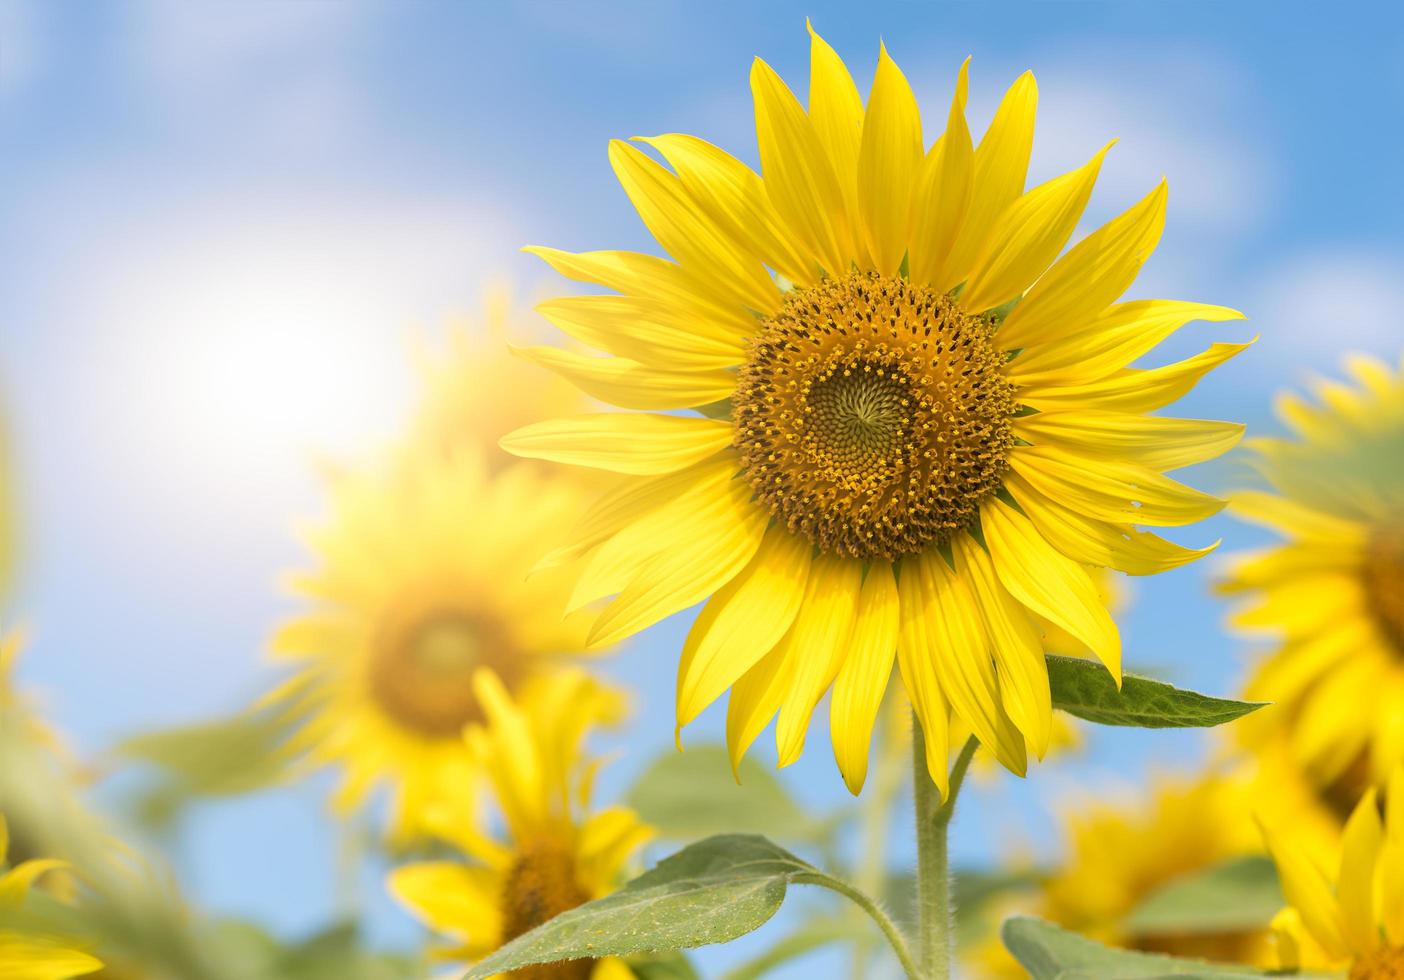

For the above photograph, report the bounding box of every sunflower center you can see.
[1351,945,1404,980]
[1364,529,1404,655]
[734,271,1016,560]
[369,608,518,738]
[500,839,593,980]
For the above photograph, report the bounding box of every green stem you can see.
[797,874,923,980]
[913,720,979,980]
[850,703,907,979]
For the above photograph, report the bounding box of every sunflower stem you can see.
[913,722,978,980]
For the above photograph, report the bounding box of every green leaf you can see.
[1124,856,1283,936]
[1001,917,1320,980]
[627,745,826,843]
[118,706,298,797]
[461,835,845,979]
[1046,655,1266,728]
[627,950,701,980]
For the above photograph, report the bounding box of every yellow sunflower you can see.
[1260,766,1404,976]
[270,450,623,838]
[0,815,102,980]
[389,669,650,980]
[409,291,586,465]
[502,25,1245,794]
[1221,353,1404,791]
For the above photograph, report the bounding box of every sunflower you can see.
[0,815,102,980]
[502,25,1245,793]
[409,291,586,465]
[1260,766,1404,976]
[389,669,650,980]
[1222,354,1404,791]
[270,450,623,838]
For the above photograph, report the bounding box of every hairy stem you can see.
[913,720,979,979]
[798,873,923,980]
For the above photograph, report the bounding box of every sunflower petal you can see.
[897,560,953,798]
[676,524,812,731]
[981,497,1121,680]
[1010,446,1226,527]
[954,534,1052,757]
[857,42,922,276]
[726,641,793,776]
[751,57,848,274]
[830,562,899,794]
[1013,411,1245,472]
[942,71,1038,283]
[805,21,866,266]
[536,294,746,369]
[501,413,733,475]
[771,555,862,767]
[998,180,1166,351]
[1337,788,1383,954]
[1019,341,1253,414]
[909,59,973,291]
[961,141,1113,314]
[588,479,769,648]
[609,139,779,313]
[514,345,736,411]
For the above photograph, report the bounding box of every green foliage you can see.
[461,835,850,979]
[116,703,303,831]
[1001,917,1292,979]
[626,950,702,979]
[1046,655,1265,728]
[627,744,829,843]
[1124,856,1284,936]
[208,920,422,980]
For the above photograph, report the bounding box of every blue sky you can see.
[3,1,1404,976]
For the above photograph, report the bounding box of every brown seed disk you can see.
[733,271,1016,561]
[369,607,520,738]
[500,839,595,980]
[1364,528,1404,656]
[1351,944,1404,980]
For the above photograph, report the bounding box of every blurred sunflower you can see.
[970,774,1272,976]
[390,669,650,980]
[0,816,101,980]
[1260,766,1404,975]
[270,451,623,838]
[1221,354,1404,790]
[502,25,1245,794]
[409,292,586,464]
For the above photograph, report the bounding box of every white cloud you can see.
[1246,248,1404,366]
[125,1,372,152]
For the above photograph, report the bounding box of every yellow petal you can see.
[726,641,793,776]
[942,70,1038,284]
[1009,446,1226,527]
[1337,788,1383,955]
[909,59,973,290]
[1019,340,1254,414]
[588,479,769,648]
[388,861,504,953]
[536,294,746,369]
[897,560,953,798]
[513,344,736,411]
[774,554,863,767]
[805,21,866,267]
[1012,411,1245,472]
[568,460,739,611]
[0,939,102,979]
[961,141,1113,314]
[751,57,848,274]
[609,139,780,314]
[676,524,812,730]
[1006,473,1216,575]
[857,42,922,276]
[997,181,1167,351]
[981,496,1122,679]
[830,562,899,794]
[637,133,815,287]
[1263,823,1347,959]
[954,534,1052,757]
[524,245,753,332]
[0,858,68,904]
[500,413,733,475]
[1007,300,1245,388]
[911,550,1027,776]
